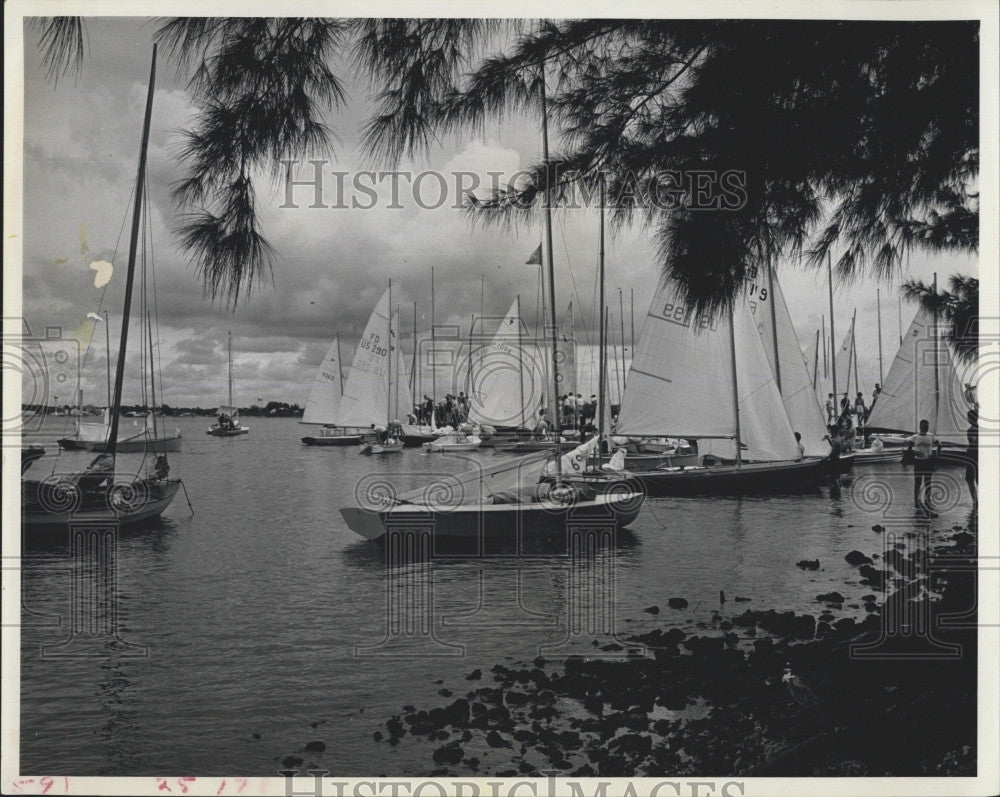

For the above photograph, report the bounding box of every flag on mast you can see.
[525,244,542,265]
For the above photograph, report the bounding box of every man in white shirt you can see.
[906,419,941,517]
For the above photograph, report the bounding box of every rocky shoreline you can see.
[369,518,978,777]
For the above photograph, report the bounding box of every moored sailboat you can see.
[207,332,250,436]
[22,45,181,528]
[615,277,829,497]
[301,334,363,446]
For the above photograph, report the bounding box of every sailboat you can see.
[300,335,363,446]
[335,287,404,454]
[615,276,829,497]
[22,45,181,527]
[864,294,970,462]
[207,331,250,436]
[339,51,643,540]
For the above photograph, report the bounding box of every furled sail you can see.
[866,307,969,442]
[337,289,391,428]
[302,335,343,426]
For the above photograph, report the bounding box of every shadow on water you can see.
[339,524,641,570]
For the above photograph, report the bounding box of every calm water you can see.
[17,416,974,775]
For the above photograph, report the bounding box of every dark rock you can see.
[506,691,529,706]
[303,741,325,753]
[845,550,873,566]
[667,597,689,609]
[386,716,405,739]
[465,669,482,681]
[583,693,604,716]
[251,733,261,740]
[486,730,510,748]
[438,689,453,697]
[719,619,733,630]
[644,605,660,614]
[816,621,832,635]
[872,524,884,533]
[862,594,876,602]
[797,559,821,570]
[432,743,464,765]
[816,591,845,603]
[281,756,304,769]
[834,617,856,632]
[471,702,486,717]
[513,729,538,744]
[372,731,383,742]
[864,601,879,613]
[735,596,752,602]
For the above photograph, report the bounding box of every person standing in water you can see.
[905,419,941,517]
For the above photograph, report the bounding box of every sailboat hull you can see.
[57,433,182,453]
[21,478,182,528]
[303,434,363,446]
[635,458,830,497]
[206,426,250,436]
[340,492,643,543]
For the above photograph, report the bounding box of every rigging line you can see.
[143,165,166,414]
[556,214,592,349]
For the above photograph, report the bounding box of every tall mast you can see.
[387,278,393,424]
[851,308,860,400]
[227,331,233,407]
[618,288,627,389]
[821,314,827,378]
[630,288,635,359]
[411,304,417,397]
[430,267,436,413]
[597,174,607,452]
[105,45,157,458]
[517,294,526,428]
[812,329,820,389]
[336,335,344,396]
[827,252,838,406]
[728,301,743,468]
[877,288,884,384]
[766,255,781,393]
[147,311,158,437]
[539,46,562,477]
[933,272,939,426]
[103,310,111,408]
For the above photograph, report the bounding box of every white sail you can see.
[468,299,541,429]
[618,277,799,462]
[391,309,414,421]
[866,307,968,442]
[302,335,343,425]
[749,274,830,456]
[617,279,737,438]
[337,289,391,428]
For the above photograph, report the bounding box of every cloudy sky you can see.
[16,15,978,409]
